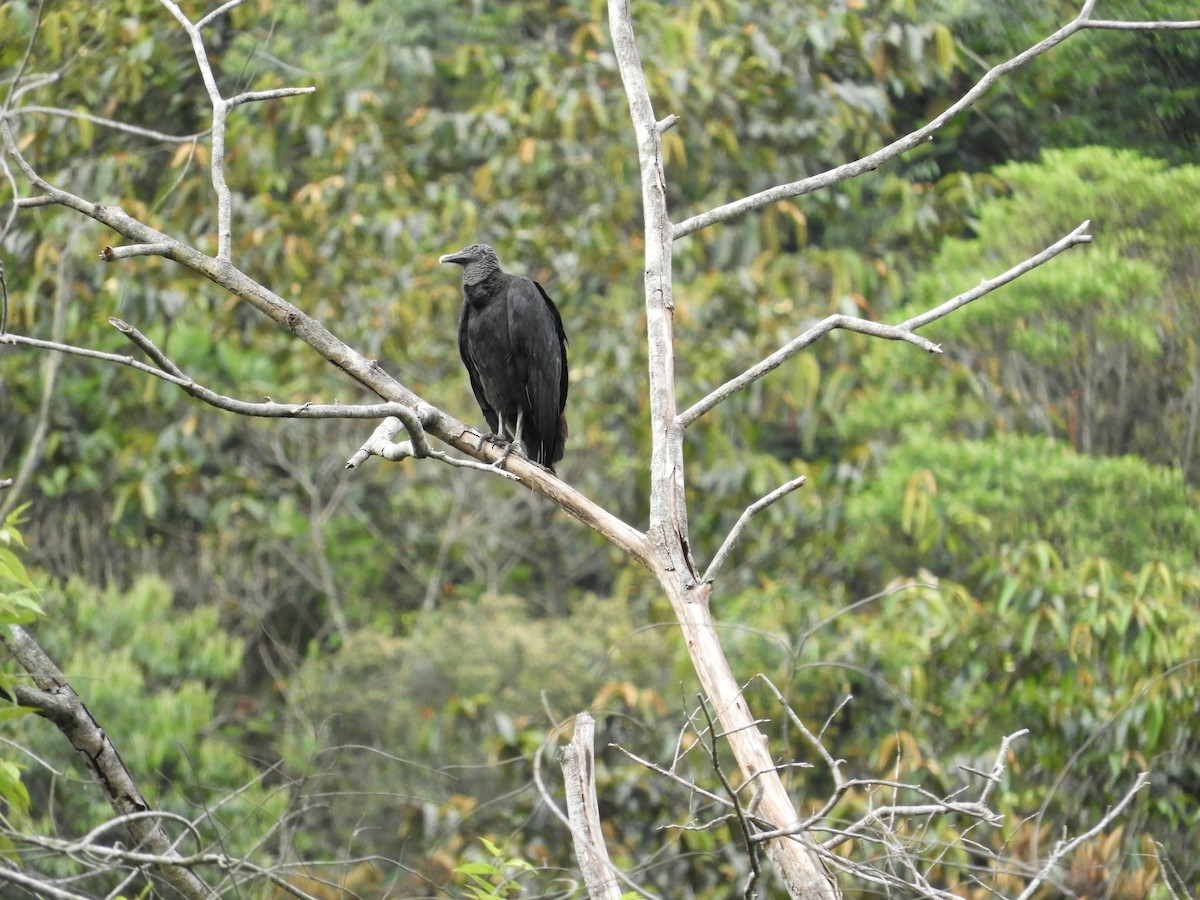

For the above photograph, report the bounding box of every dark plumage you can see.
[439,243,568,471]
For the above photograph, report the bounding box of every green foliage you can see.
[0,505,43,632]
[0,512,38,849]
[2,574,285,881]
[903,147,1200,481]
[455,837,537,899]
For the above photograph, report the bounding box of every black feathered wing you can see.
[507,278,568,467]
[457,300,500,436]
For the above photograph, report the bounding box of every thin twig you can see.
[0,330,413,421]
[0,0,48,244]
[0,0,47,118]
[9,106,208,142]
[609,742,735,810]
[792,582,925,664]
[1084,18,1200,30]
[757,676,843,790]
[1013,773,1151,900]
[227,86,316,108]
[975,729,1029,807]
[697,696,762,899]
[196,0,251,29]
[703,476,806,583]
[898,221,1092,332]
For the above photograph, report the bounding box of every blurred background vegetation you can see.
[1,0,1197,896]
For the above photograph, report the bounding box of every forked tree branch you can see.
[157,0,314,261]
[0,329,422,425]
[677,221,1093,429]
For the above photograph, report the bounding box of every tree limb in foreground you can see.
[1,625,216,900]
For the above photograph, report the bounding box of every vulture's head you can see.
[439,243,501,286]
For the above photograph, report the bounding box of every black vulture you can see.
[439,243,568,471]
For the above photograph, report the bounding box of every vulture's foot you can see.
[476,432,524,469]
[494,438,527,470]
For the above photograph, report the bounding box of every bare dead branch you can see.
[608,743,735,811]
[14,193,58,207]
[10,106,207,142]
[1,155,19,240]
[0,329,417,423]
[196,0,252,30]
[1152,841,1188,900]
[3,71,61,108]
[1084,18,1200,30]
[0,0,46,118]
[898,221,1092,332]
[670,1,1195,238]
[703,476,806,583]
[677,222,1092,429]
[1013,772,1152,900]
[608,3,839,894]
[677,315,938,429]
[758,676,844,791]
[0,866,93,900]
[2,625,216,900]
[0,241,73,520]
[535,720,661,900]
[101,243,175,260]
[792,583,924,663]
[8,825,322,900]
[0,0,47,244]
[227,86,317,108]
[974,729,1030,807]
[560,713,622,900]
[807,796,999,852]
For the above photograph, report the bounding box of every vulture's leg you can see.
[495,409,526,468]
[477,412,508,453]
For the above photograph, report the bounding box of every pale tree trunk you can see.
[607,2,839,896]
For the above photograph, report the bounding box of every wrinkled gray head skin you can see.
[439,243,501,286]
